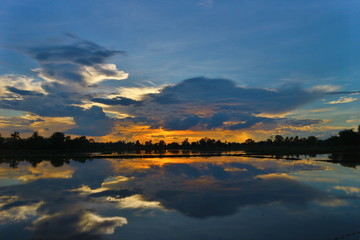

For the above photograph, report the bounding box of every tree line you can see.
[0,126,359,153]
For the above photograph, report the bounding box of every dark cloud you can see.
[147,78,320,113]
[114,77,327,131]
[228,117,324,130]
[0,99,113,136]
[28,39,124,65]
[327,90,360,95]
[91,97,139,106]
[0,95,80,117]
[0,36,339,136]
[33,63,85,83]
[228,116,266,130]
[106,161,332,218]
[206,113,230,129]
[89,189,137,198]
[0,156,340,240]
[152,176,326,218]
[66,106,114,136]
[30,210,127,240]
[28,39,125,65]
[164,115,202,130]
[0,158,129,240]
[24,37,128,86]
[6,87,44,96]
[0,38,126,136]
[0,200,39,211]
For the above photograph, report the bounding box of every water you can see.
[0,155,359,240]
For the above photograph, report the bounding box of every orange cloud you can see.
[96,122,252,143]
[0,162,74,185]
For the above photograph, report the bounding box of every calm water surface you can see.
[0,155,360,240]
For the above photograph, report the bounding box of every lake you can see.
[0,154,359,240]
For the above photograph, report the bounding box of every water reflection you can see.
[103,158,334,218]
[0,156,359,240]
[328,153,360,168]
[0,162,74,186]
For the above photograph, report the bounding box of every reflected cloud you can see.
[0,196,43,223]
[78,212,127,234]
[30,210,127,240]
[102,175,131,185]
[0,156,350,240]
[104,157,337,218]
[70,185,109,195]
[71,176,131,195]
[138,173,330,218]
[108,194,162,209]
[334,186,360,196]
[0,162,74,185]
[313,198,348,207]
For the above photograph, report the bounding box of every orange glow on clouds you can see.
[96,123,252,143]
[0,162,74,185]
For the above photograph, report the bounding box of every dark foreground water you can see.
[0,155,360,240]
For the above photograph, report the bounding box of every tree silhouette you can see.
[50,132,66,148]
[0,125,358,153]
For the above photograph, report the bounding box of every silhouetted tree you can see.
[50,132,66,148]
[26,131,46,149]
[274,135,284,144]
[0,133,4,146]
[244,139,255,144]
[158,140,166,149]
[338,129,359,145]
[0,126,359,153]
[10,131,21,141]
[182,138,191,148]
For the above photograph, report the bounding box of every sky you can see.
[0,0,359,142]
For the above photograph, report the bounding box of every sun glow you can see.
[96,124,252,143]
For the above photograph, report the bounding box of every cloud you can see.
[108,194,162,209]
[116,86,163,101]
[105,160,333,218]
[0,75,45,97]
[0,114,46,133]
[0,162,74,184]
[326,90,360,95]
[310,85,341,93]
[31,211,127,239]
[77,212,127,234]
[81,64,128,85]
[198,0,213,7]
[66,106,114,136]
[110,77,329,131]
[334,186,360,195]
[0,38,126,136]
[6,86,44,97]
[1,35,356,138]
[346,119,359,123]
[327,96,358,104]
[0,196,43,223]
[0,94,114,136]
[91,97,139,106]
[27,39,128,86]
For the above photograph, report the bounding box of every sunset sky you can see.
[0,0,359,142]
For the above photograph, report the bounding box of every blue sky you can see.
[0,0,359,141]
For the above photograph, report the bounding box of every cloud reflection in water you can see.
[0,156,353,240]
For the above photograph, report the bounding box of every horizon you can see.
[1,0,359,143]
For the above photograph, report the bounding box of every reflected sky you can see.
[0,156,360,240]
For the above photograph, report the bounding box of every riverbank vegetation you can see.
[0,126,359,154]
